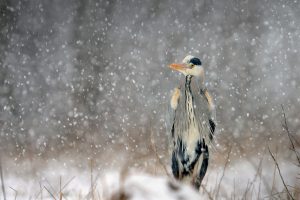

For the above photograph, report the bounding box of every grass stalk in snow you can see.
[268,146,294,200]
[9,186,17,200]
[44,185,57,200]
[0,160,6,200]
[40,181,43,200]
[91,159,94,200]
[150,129,170,177]
[281,105,300,164]
[215,145,232,199]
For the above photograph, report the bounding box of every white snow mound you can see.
[101,172,202,200]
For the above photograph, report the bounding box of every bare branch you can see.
[271,146,279,195]
[215,146,232,198]
[150,129,171,177]
[0,160,6,200]
[60,176,75,192]
[44,186,57,200]
[233,178,236,200]
[9,186,17,200]
[40,181,43,200]
[45,178,56,196]
[281,105,300,164]
[243,179,250,199]
[59,176,62,200]
[90,159,94,200]
[201,184,213,200]
[248,156,264,193]
[263,190,290,199]
[268,146,294,200]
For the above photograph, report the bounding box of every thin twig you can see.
[258,171,262,200]
[97,190,101,200]
[0,160,6,200]
[59,176,62,200]
[60,176,75,192]
[263,190,289,199]
[201,184,213,200]
[150,129,171,177]
[232,138,272,192]
[268,146,294,200]
[215,146,232,198]
[91,159,94,200]
[40,181,43,200]
[34,181,44,200]
[45,178,56,196]
[270,146,278,195]
[9,186,17,200]
[281,105,300,164]
[246,156,264,198]
[243,179,250,199]
[44,186,57,200]
[213,172,219,195]
[85,172,101,199]
[233,178,236,200]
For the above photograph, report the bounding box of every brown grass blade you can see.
[268,146,294,200]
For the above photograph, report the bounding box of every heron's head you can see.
[169,55,203,77]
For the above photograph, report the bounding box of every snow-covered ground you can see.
[1,146,298,199]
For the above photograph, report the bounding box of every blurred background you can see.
[0,0,299,198]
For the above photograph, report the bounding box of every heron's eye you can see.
[190,63,194,68]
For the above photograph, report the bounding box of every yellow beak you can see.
[169,63,188,72]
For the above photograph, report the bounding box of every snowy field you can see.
[1,135,299,199]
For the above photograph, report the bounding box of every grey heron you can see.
[168,55,215,189]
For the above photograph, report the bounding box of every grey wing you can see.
[192,82,216,142]
[166,87,181,147]
[166,102,175,139]
[201,88,216,138]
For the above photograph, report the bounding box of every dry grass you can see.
[0,139,298,200]
[0,109,299,199]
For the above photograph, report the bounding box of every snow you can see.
[0,0,299,199]
[0,146,298,199]
[101,172,202,200]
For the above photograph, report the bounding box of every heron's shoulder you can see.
[190,78,204,94]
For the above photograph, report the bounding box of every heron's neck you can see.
[185,75,192,88]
